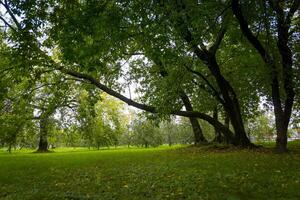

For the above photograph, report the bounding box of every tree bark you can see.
[180,93,207,144]
[206,56,251,146]
[275,115,288,153]
[224,112,230,129]
[37,118,49,152]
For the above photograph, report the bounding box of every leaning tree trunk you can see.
[38,118,49,152]
[178,12,252,147]
[154,57,207,145]
[180,93,207,144]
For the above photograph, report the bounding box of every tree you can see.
[1,0,298,152]
[231,0,300,152]
[77,92,127,149]
[131,118,163,148]
[248,114,275,142]
[48,0,251,146]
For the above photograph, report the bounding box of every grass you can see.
[0,142,300,200]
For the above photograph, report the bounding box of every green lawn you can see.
[0,142,300,200]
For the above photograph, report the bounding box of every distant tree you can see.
[248,114,275,142]
[131,119,163,148]
[77,92,127,149]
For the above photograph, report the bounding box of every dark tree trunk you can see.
[224,113,230,129]
[224,113,230,143]
[7,144,12,154]
[180,93,207,144]
[272,2,295,152]
[275,116,288,153]
[37,118,49,152]
[207,56,251,147]
[154,57,207,145]
[168,134,172,146]
[176,9,252,147]
[231,0,298,152]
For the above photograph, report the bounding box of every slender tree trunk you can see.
[154,57,207,145]
[224,113,230,128]
[168,134,172,146]
[213,107,224,143]
[7,144,12,154]
[224,113,230,143]
[180,93,207,144]
[38,118,49,152]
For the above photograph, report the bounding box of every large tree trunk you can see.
[231,0,297,152]
[37,118,49,152]
[207,56,251,147]
[176,7,252,147]
[272,3,295,152]
[224,113,230,143]
[275,116,288,153]
[180,93,207,144]
[189,117,205,145]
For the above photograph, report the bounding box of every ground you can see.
[0,141,300,200]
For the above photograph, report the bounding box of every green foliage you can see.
[248,114,275,142]
[77,92,126,149]
[131,119,163,148]
[0,0,299,150]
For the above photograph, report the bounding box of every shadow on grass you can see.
[176,140,300,155]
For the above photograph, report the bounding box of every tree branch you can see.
[1,0,22,30]
[209,21,227,55]
[56,66,233,139]
[0,15,16,32]
[184,64,224,104]
[286,0,300,25]
[231,0,271,64]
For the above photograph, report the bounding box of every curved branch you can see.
[56,66,234,140]
[184,64,224,104]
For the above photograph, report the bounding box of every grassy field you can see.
[0,142,300,200]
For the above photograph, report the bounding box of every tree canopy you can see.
[0,0,299,152]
